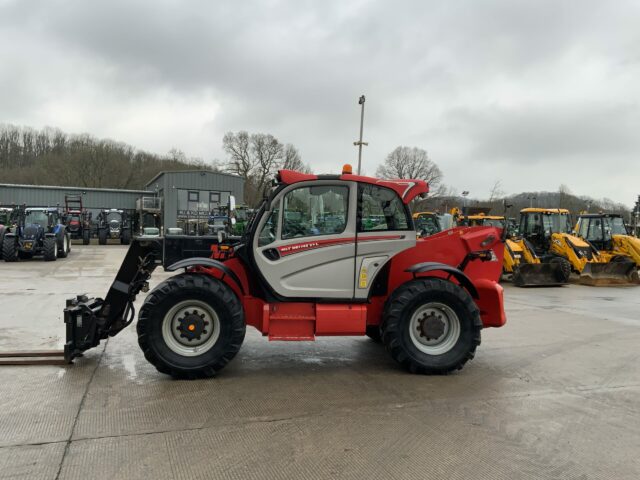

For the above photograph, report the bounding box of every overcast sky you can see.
[1,0,639,204]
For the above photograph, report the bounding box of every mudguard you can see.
[406,262,479,299]
[166,257,245,294]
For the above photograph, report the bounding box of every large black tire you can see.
[381,278,482,374]
[549,256,571,281]
[121,229,131,245]
[137,273,246,379]
[2,236,18,262]
[82,228,90,245]
[57,233,70,258]
[365,325,382,343]
[43,237,57,261]
[98,228,107,245]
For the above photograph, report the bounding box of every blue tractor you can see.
[2,207,71,262]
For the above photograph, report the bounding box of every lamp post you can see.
[353,95,368,175]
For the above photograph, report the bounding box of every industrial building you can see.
[0,170,244,234]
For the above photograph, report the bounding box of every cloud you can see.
[0,0,639,204]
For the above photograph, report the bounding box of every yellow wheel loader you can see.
[576,213,640,268]
[518,208,638,285]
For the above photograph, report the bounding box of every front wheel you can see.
[137,273,246,379]
[82,229,90,245]
[2,236,18,262]
[382,278,481,374]
[43,237,58,261]
[98,229,107,245]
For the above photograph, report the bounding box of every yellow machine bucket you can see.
[512,263,569,287]
[579,261,640,286]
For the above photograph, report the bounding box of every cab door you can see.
[253,181,357,299]
[354,184,416,300]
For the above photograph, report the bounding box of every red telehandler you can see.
[64,166,506,378]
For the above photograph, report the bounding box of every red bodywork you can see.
[201,170,505,340]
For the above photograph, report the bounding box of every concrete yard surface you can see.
[1,245,639,479]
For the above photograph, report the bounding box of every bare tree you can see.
[222,132,309,206]
[488,180,505,203]
[376,146,443,189]
[282,144,312,173]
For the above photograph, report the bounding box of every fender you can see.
[166,257,245,295]
[406,262,479,299]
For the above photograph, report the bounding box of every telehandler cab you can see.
[64,167,507,378]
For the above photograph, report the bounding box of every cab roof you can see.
[466,214,505,220]
[520,208,570,214]
[412,211,437,218]
[577,213,622,218]
[277,169,429,204]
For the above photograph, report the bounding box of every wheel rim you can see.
[409,302,461,355]
[161,299,221,357]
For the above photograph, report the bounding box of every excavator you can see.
[464,212,569,287]
[575,213,640,268]
[516,208,637,285]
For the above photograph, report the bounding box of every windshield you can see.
[522,212,572,235]
[0,212,9,225]
[25,211,48,227]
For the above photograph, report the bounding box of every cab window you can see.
[359,184,410,231]
[281,185,348,239]
[258,208,279,247]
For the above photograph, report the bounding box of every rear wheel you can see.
[137,273,246,379]
[121,229,131,245]
[98,229,107,245]
[82,228,90,245]
[2,236,18,262]
[382,278,481,374]
[43,237,58,261]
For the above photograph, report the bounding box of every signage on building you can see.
[177,210,210,217]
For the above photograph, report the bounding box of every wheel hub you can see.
[418,312,446,341]
[409,302,461,355]
[176,310,209,342]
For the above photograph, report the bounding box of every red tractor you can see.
[64,167,506,378]
[64,195,92,245]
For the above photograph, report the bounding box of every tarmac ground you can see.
[1,245,639,479]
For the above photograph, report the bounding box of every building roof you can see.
[0,183,150,194]
[145,169,243,187]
